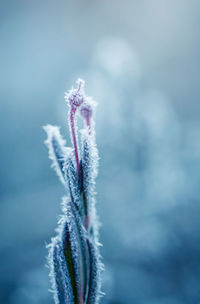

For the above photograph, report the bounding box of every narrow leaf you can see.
[44,125,67,185]
[48,238,74,304]
[87,239,104,304]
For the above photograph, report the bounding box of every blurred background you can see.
[1,0,200,303]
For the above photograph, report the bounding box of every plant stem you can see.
[70,107,80,177]
[86,116,91,135]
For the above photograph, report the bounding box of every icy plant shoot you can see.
[44,79,103,304]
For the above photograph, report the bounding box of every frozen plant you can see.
[44,79,104,304]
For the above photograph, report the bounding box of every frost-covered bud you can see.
[80,97,97,119]
[65,78,85,108]
[80,103,93,119]
[80,98,97,136]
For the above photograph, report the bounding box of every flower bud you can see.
[80,103,93,119]
[65,78,85,108]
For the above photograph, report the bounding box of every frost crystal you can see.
[44,79,103,304]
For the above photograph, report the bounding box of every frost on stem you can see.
[44,79,104,304]
[65,79,86,177]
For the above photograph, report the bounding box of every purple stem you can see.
[86,116,91,136]
[70,107,80,177]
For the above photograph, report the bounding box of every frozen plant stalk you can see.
[44,79,104,304]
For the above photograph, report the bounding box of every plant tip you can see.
[65,79,85,108]
[76,78,85,91]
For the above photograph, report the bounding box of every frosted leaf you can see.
[64,152,82,213]
[68,199,90,302]
[87,238,104,304]
[44,125,68,185]
[48,239,74,304]
[60,215,81,304]
[61,197,90,302]
[80,129,99,207]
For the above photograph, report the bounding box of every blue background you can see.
[1,0,200,303]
